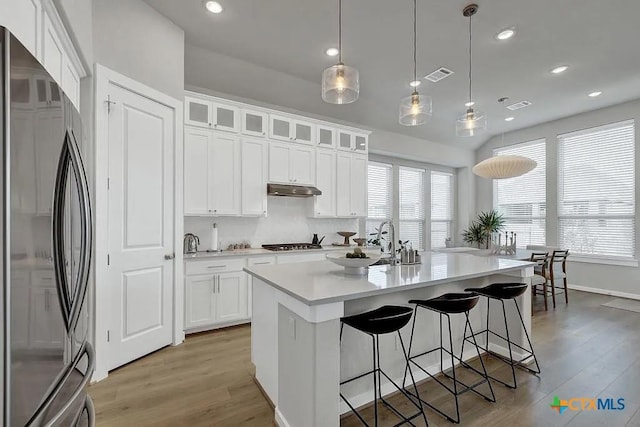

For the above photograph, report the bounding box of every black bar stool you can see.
[464,283,541,389]
[340,305,428,427]
[404,293,495,424]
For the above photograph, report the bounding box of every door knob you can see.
[164,253,175,260]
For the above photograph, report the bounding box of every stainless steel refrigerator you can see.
[1,29,95,425]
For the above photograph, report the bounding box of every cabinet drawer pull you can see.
[207,265,227,269]
[253,261,271,265]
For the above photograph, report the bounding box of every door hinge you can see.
[107,330,110,342]
[105,95,116,113]
[107,254,110,266]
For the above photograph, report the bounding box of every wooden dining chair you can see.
[550,249,570,306]
[530,252,551,311]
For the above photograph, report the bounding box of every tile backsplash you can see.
[184,196,361,250]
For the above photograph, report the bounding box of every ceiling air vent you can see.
[506,100,532,111]
[424,67,454,83]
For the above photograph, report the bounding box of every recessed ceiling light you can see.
[409,80,421,87]
[465,101,475,107]
[496,27,516,40]
[325,47,339,57]
[588,91,602,97]
[551,65,569,74]
[205,1,223,14]
[505,116,515,122]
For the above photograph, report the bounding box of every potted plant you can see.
[462,210,505,249]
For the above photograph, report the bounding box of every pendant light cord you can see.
[468,12,473,104]
[338,0,342,63]
[413,0,417,84]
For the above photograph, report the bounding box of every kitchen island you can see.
[245,252,534,427]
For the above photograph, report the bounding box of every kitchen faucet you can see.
[377,221,401,266]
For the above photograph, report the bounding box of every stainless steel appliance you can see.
[266,183,321,197]
[1,30,95,425]
[262,243,323,251]
[183,233,200,254]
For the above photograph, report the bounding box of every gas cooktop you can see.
[262,243,323,251]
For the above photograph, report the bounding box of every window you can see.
[431,172,454,249]
[399,167,426,250]
[366,162,392,240]
[558,120,635,259]
[494,139,546,248]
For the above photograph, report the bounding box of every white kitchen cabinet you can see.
[268,142,315,186]
[276,252,327,264]
[241,139,267,216]
[269,114,292,142]
[247,257,276,319]
[337,130,369,154]
[184,127,212,215]
[242,109,268,137]
[336,152,367,217]
[184,128,241,216]
[184,97,239,133]
[317,125,336,149]
[42,13,64,85]
[217,272,248,322]
[184,275,217,329]
[313,149,336,217]
[269,114,315,144]
[209,133,241,215]
[1,0,41,58]
[185,96,212,128]
[184,259,249,332]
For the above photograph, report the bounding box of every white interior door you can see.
[107,84,175,370]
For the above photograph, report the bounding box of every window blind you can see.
[494,139,546,248]
[399,167,425,250]
[366,162,393,239]
[558,120,635,259]
[431,172,454,249]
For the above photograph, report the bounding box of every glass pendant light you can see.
[456,4,487,137]
[399,0,432,126]
[322,0,359,104]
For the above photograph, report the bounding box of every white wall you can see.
[54,0,93,67]
[476,98,640,297]
[93,0,184,100]
[185,197,358,250]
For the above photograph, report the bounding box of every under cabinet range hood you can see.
[267,183,322,197]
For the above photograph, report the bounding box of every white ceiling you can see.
[144,0,640,149]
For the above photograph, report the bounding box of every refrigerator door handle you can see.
[52,129,93,334]
[26,341,95,427]
[70,395,95,427]
[66,129,93,334]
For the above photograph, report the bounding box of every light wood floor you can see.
[90,291,640,426]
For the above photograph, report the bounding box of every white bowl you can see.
[326,250,382,274]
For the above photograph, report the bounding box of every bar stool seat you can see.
[341,305,414,335]
[340,305,428,426]
[464,283,541,389]
[409,292,479,314]
[467,282,528,300]
[405,292,495,424]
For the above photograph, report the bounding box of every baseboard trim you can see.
[274,406,291,427]
[567,284,640,301]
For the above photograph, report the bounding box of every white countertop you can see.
[244,251,534,305]
[183,245,356,260]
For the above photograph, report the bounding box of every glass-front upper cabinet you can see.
[185,96,239,133]
[317,125,336,148]
[293,119,315,145]
[185,96,212,128]
[212,103,239,133]
[241,109,268,137]
[269,114,293,141]
[337,130,368,153]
